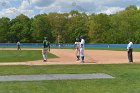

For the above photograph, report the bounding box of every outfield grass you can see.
[0,50,58,62]
[0,64,139,93]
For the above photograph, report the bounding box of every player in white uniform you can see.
[74,38,80,61]
[80,35,85,63]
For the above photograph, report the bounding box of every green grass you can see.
[0,64,139,93]
[0,48,140,92]
[0,50,58,62]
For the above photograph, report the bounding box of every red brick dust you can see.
[0,48,140,65]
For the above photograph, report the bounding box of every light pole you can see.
[72,0,87,13]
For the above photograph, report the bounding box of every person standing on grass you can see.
[127,40,133,63]
[42,37,50,62]
[17,41,21,50]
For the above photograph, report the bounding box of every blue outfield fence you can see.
[0,43,74,47]
[0,43,140,48]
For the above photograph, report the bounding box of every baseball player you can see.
[74,38,80,61]
[17,41,21,50]
[80,35,85,63]
[42,37,50,62]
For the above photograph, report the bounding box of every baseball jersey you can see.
[43,40,50,48]
[80,39,85,47]
[75,42,80,49]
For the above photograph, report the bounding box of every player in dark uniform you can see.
[42,37,50,62]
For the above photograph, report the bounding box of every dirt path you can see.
[0,48,140,65]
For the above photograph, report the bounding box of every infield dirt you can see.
[0,48,140,65]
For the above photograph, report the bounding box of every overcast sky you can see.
[0,0,140,19]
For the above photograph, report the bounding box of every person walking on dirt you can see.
[127,40,133,63]
[80,35,85,63]
[74,38,80,61]
[42,37,50,62]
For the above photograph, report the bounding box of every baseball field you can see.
[0,48,140,93]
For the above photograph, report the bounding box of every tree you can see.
[9,14,31,43]
[125,5,137,11]
[47,13,68,43]
[64,10,89,43]
[0,17,10,43]
[1,5,140,44]
[31,14,53,43]
[87,13,110,43]
[108,5,138,43]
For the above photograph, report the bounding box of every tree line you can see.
[0,5,140,44]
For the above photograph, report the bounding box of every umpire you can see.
[127,40,133,63]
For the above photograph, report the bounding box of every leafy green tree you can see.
[108,5,138,43]
[31,14,53,43]
[125,5,137,11]
[1,5,140,44]
[0,17,10,43]
[65,11,89,43]
[9,14,31,43]
[47,13,68,43]
[87,13,110,43]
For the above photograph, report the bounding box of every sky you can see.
[0,0,140,19]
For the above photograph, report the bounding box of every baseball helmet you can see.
[76,38,79,42]
[80,35,84,39]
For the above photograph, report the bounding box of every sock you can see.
[77,56,80,60]
[82,56,84,61]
